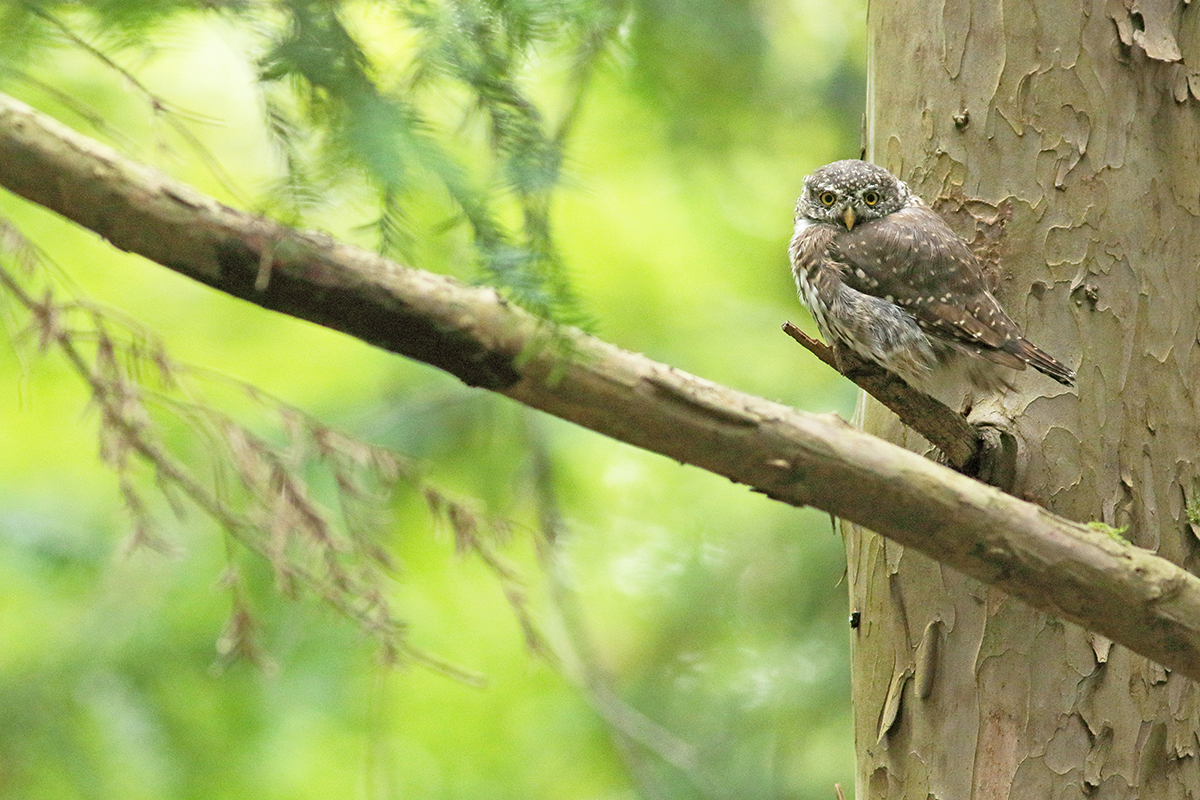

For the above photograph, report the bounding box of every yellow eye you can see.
[863,191,880,206]
[819,191,837,206]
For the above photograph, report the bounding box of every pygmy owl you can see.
[789,160,1075,406]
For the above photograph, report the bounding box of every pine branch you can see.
[3,91,1200,683]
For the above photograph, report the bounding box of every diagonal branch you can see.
[780,321,979,469]
[2,91,1200,681]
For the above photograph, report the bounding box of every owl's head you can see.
[797,160,912,230]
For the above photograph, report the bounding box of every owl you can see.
[789,159,1075,407]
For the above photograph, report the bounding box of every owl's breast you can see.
[789,219,940,385]
[788,220,841,341]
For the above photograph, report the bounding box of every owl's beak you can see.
[842,207,856,230]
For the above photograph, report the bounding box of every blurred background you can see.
[0,1,865,798]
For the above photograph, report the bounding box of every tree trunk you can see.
[852,0,1200,796]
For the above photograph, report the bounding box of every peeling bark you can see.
[858,0,1200,796]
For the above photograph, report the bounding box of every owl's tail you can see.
[1010,339,1076,386]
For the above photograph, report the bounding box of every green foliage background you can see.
[0,1,865,797]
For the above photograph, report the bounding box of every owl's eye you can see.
[863,190,880,206]
[819,191,837,206]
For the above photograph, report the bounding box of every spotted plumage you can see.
[789,160,1075,402]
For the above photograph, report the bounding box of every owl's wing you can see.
[830,205,1029,369]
